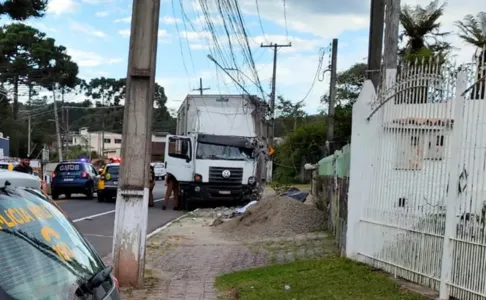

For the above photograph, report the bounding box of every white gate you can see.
[347,49,486,300]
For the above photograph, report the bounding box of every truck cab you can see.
[165,133,259,210]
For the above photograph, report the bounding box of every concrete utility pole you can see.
[112,0,160,288]
[27,115,31,156]
[52,90,63,162]
[261,42,292,147]
[327,39,338,155]
[101,98,105,158]
[65,107,70,146]
[367,0,385,89]
[192,78,210,95]
[384,0,400,71]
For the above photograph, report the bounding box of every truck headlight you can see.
[248,176,256,185]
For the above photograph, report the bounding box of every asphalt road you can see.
[56,182,184,258]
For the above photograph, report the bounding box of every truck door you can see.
[164,135,194,182]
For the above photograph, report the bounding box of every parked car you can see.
[51,160,100,200]
[97,163,120,202]
[0,170,121,299]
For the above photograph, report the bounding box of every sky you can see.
[0,0,483,114]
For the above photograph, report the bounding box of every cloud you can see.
[47,0,78,15]
[160,16,182,24]
[114,16,131,23]
[118,29,130,37]
[70,22,107,38]
[179,30,212,41]
[81,0,112,4]
[96,11,109,17]
[67,49,123,67]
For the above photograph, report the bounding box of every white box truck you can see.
[165,94,268,210]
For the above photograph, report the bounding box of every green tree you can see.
[0,23,44,119]
[456,12,486,48]
[321,63,367,107]
[275,96,306,132]
[274,121,327,183]
[0,0,48,20]
[399,0,450,61]
[85,77,126,106]
[456,12,486,99]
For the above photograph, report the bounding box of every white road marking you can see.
[72,198,164,223]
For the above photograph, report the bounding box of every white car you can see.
[151,162,166,180]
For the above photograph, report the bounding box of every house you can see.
[70,128,170,160]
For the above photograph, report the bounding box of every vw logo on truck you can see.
[222,170,231,178]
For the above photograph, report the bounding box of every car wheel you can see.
[97,191,105,202]
[51,190,59,200]
[86,184,94,200]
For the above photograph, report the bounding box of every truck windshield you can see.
[196,142,253,161]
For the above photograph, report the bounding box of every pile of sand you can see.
[216,195,327,240]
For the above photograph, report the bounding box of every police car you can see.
[97,163,120,202]
[51,160,100,200]
[0,170,121,299]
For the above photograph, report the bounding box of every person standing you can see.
[162,173,180,210]
[148,164,155,207]
[13,155,33,174]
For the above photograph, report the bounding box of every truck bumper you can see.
[181,182,259,204]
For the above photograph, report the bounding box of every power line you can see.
[255,0,268,42]
[283,0,289,41]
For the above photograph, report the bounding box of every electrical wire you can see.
[255,0,268,42]
[283,0,289,41]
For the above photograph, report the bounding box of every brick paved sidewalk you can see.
[118,213,335,300]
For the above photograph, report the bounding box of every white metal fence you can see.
[347,48,486,300]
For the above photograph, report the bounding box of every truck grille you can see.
[208,167,243,184]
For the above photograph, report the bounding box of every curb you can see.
[147,208,200,239]
[102,208,200,265]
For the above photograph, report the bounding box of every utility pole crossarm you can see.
[192,78,210,95]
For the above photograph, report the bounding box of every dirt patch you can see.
[215,195,327,241]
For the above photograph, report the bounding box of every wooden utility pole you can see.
[327,39,338,155]
[112,0,160,288]
[192,77,210,95]
[367,0,385,89]
[261,42,292,147]
[384,0,400,70]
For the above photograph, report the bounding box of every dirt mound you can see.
[217,195,327,240]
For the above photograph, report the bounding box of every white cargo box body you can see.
[176,94,262,137]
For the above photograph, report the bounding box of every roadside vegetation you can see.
[215,255,427,300]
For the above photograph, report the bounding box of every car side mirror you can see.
[185,155,191,163]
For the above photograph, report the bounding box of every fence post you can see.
[438,70,467,299]
[346,80,378,259]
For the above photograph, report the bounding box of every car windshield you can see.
[55,164,83,177]
[196,142,253,161]
[0,186,116,299]
[105,166,119,175]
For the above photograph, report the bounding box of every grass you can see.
[215,255,427,300]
